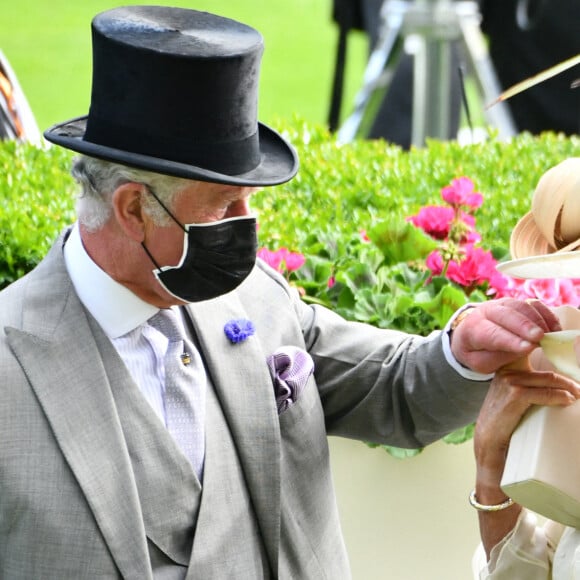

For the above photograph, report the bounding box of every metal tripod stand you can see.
[337,0,517,146]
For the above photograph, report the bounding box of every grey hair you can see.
[71,155,192,232]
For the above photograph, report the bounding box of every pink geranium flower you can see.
[407,206,477,242]
[257,247,305,274]
[493,277,580,307]
[462,227,482,245]
[284,251,306,272]
[446,246,498,287]
[426,246,502,291]
[257,248,286,272]
[425,250,445,275]
[441,177,483,210]
[407,206,455,240]
[409,176,580,310]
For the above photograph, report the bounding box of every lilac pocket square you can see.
[266,346,314,414]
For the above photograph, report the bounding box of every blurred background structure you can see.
[0,49,40,143]
[480,0,580,136]
[329,0,579,148]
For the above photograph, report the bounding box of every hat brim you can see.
[510,212,557,260]
[497,251,580,279]
[43,116,299,187]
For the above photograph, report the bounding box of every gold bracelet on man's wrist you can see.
[450,306,476,331]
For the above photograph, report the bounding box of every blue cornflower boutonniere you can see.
[224,319,255,344]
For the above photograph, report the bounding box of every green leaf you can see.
[352,289,393,326]
[416,283,468,328]
[296,255,334,286]
[367,220,438,265]
[443,423,475,445]
[365,444,424,459]
[340,262,378,293]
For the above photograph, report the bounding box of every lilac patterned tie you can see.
[149,308,206,480]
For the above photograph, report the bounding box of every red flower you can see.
[462,227,482,245]
[426,246,502,291]
[284,251,306,272]
[257,247,305,274]
[257,247,286,272]
[441,177,483,210]
[425,250,445,275]
[446,246,498,287]
[407,206,454,240]
[407,206,477,243]
[493,277,580,307]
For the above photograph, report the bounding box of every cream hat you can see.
[497,158,580,279]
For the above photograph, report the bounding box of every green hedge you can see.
[260,121,579,251]
[0,140,75,288]
[1,121,578,456]
[1,120,579,301]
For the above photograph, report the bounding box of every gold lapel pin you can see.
[181,352,192,366]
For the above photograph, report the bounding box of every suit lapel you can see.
[185,295,282,574]
[5,241,152,580]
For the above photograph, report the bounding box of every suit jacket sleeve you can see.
[255,262,490,449]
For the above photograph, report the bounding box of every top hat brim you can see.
[43,116,299,187]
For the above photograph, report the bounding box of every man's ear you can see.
[111,182,148,242]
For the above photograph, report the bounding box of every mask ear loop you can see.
[140,183,185,270]
[141,241,162,270]
[143,184,187,232]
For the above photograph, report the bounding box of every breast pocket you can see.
[279,374,327,462]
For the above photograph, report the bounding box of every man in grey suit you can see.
[0,6,565,579]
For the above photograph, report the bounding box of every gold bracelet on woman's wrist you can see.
[469,489,514,512]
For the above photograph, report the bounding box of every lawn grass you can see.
[1,0,367,132]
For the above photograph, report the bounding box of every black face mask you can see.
[142,189,257,303]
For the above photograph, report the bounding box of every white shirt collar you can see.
[63,223,158,338]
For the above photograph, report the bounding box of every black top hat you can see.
[43,6,298,186]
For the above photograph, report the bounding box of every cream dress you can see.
[474,509,580,579]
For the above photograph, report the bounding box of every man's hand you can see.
[450,298,562,375]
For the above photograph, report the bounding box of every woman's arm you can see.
[473,366,580,558]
